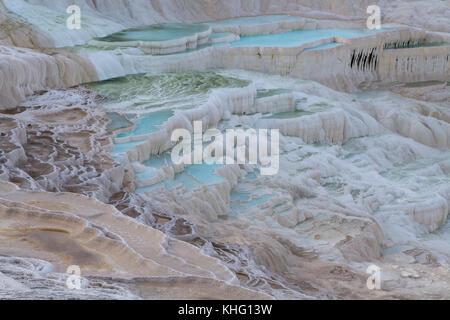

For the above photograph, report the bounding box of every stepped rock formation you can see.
[0,0,449,300]
[0,46,97,109]
[0,0,449,109]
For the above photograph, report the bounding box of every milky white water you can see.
[97,23,210,42]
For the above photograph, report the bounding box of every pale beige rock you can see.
[0,181,271,299]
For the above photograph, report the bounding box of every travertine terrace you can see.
[0,0,448,300]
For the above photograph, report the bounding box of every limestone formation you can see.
[0,0,449,300]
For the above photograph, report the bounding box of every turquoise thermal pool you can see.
[230,193,274,216]
[117,110,174,138]
[88,72,250,187]
[89,71,251,194]
[230,28,387,47]
[136,161,226,194]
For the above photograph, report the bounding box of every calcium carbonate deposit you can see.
[0,0,449,300]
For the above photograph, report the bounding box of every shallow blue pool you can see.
[136,163,226,193]
[230,193,273,216]
[184,163,225,185]
[230,29,385,47]
[137,153,226,193]
[118,110,174,138]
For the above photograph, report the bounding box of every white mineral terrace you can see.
[0,0,449,300]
